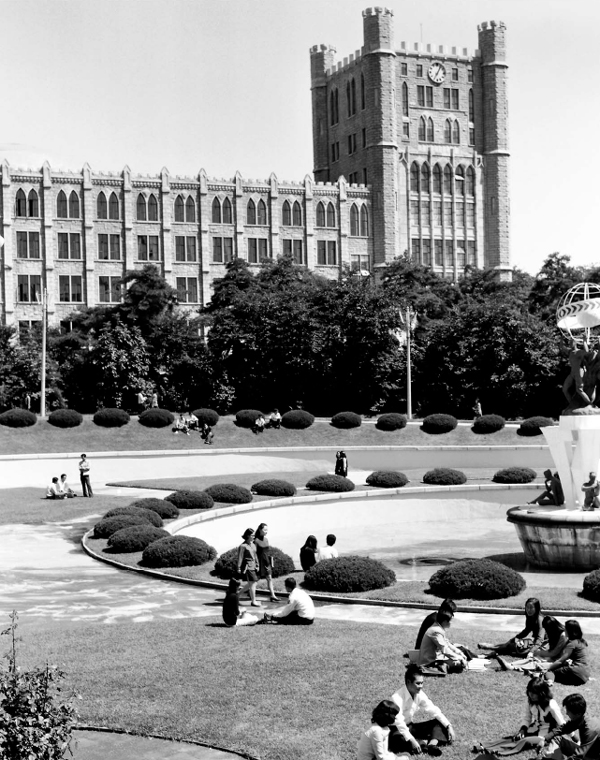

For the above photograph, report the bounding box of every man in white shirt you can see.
[58,473,77,498]
[389,664,455,756]
[418,610,467,674]
[317,534,338,561]
[265,578,315,625]
[46,477,66,500]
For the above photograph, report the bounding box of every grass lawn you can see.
[15,615,600,760]
[1,487,134,527]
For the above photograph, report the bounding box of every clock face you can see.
[428,62,446,85]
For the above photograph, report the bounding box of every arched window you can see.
[28,189,39,217]
[292,201,302,226]
[350,204,360,236]
[212,197,222,223]
[316,201,326,227]
[257,199,267,225]
[433,165,442,194]
[15,189,27,217]
[174,195,185,222]
[282,200,291,226]
[57,190,68,218]
[466,166,475,196]
[360,205,369,237]
[421,164,430,193]
[402,82,409,117]
[148,194,158,221]
[410,162,420,193]
[443,165,453,195]
[247,199,256,225]
[361,73,366,110]
[468,89,474,122]
[418,116,426,141]
[444,119,452,144]
[455,166,465,197]
[427,118,434,142]
[109,192,119,219]
[136,194,147,221]
[185,196,196,223]
[223,197,232,224]
[453,120,460,145]
[97,192,108,219]
[327,202,336,228]
[69,191,80,218]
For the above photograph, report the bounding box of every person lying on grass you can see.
[417,610,467,674]
[357,699,404,760]
[389,664,454,757]
[541,693,600,760]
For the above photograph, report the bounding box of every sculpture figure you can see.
[581,472,600,511]
[563,340,593,412]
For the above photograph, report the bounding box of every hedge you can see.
[472,414,505,434]
[281,409,315,429]
[138,408,174,428]
[366,471,409,488]
[421,414,458,434]
[192,408,219,426]
[141,535,217,568]
[429,559,526,600]
[165,490,215,510]
[0,408,37,427]
[204,483,253,504]
[582,569,600,602]
[47,409,83,428]
[235,409,263,428]
[128,498,179,519]
[331,411,362,429]
[107,525,170,553]
[304,556,396,593]
[376,413,407,431]
[422,468,467,486]
[305,474,355,492]
[93,408,130,427]
[250,479,297,497]
[213,546,295,580]
[493,467,537,484]
[93,513,157,539]
[518,417,555,437]
[101,507,164,528]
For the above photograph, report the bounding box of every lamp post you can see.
[397,306,417,420]
[40,287,47,418]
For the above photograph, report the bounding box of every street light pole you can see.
[405,305,412,421]
[40,287,47,418]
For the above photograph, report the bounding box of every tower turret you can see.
[310,44,336,182]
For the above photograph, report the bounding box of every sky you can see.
[2,0,599,275]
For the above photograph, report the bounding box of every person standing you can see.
[150,391,158,408]
[136,390,146,414]
[237,528,261,607]
[335,451,348,477]
[79,453,93,498]
[254,523,279,602]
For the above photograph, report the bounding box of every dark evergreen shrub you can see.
[421,413,458,434]
[107,525,169,553]
[306,474,355,492]
[93,407,130,427]
[141,535,217,568]
[192,408,219,426]
[582,569,600,602]
[235,409,263,428]
[281,409,315,429]
[47,409,83,428]
[165,490,214,510]
[304,556,396,593]
[128,498,179,519]
[493,467,537,484]
[0,408,37,427]
[366,471,409,488]
[101,507,163,528]
[376,413,408,431]
[518,417,555,437]
[204,483,253,504]
[93,513,156,539]
[251,479,297,497]
[138,408,174,428]
[429,559,525,600]
[213,546,295,580]
[331,411,362,429]
[472,414,505,434]
[423,468,467,485]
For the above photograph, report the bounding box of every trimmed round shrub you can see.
[192,408,219,426]
[421,414,458,434]
[304,556,396,593]
[582,569,600,602]
[213,546,295,580]
[331,411,362,429]
[128,498,179,519]
[376,413,407,431]
[93,513,156,539]
[366,471,409,488]
[518,417,555,437]
[423,468,467,485]
[47,408,83,428]
[472,414,505,434]
[251,479,297,497]
[493,467,537,484]
[165,490,214,510]
[306,474,355,492]
[235,409,264,428]
[281,409,315,429]
[141,535,217,568]
[107,525,170,553]
[0,408,37,427]
[429,558,526,600]
[101,507,164,527]
[138,408,174,428]
[93,407,130,427]
[204,483,253,504]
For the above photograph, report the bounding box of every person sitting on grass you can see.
[201,422,214,445]
[537,620,590,686]
[317,533,338,561]
[388,664,454,757]
[264,578,314,625]
[542,693,600,759]
[187,411,199,431]
[252,415,265,434]
[58,473,77,498]
[357,700,401,760]
[496,616,568,673]
[415,599,457,650]
[46,477,66,500]
[479,597,545,658]
[222,578,259,627]
[300,535,318,572]
[417,610,467,674]
[266,409,281,429]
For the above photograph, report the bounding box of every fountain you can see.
[507,283,600,570]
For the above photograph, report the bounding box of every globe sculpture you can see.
[507,283,600,569]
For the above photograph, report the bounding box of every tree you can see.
[528,253,585,320]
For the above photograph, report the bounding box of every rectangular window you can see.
[213,237,223,263]
[347,133,357,155]
[186,237,196,262]
[138,236,148,261]
[19,320,41,337]
[402,122,409,138]
[60,320,72,335]
[443,88,450,109]
[466,204,475,228]
[401,62,408,76]
[422,239,431,266]
[99,276,121,303]
[59,275,82,302]
[317,240,337,265]
[452,68,459,81]
[421,202,431,228]
[29,232,40,258]
[17,232,28,258]
[176,277,198,303]
[18,274,41,302]
[425,86,433,107]
[58,232,69,259]
[351,254,370,272]
[349,172,359,184]
[467,240,476,265]
[70,233,81,259]
[293,239,303,265]
[433,201,442,227]
[417,85,425,107]
[456,201,464,228]
[362,128,367,148]
[469,127,475,146]
[445,240,454,268]
[248,238,257,264]
[175,236,186,262]
[110,234,120,260]
[443,201,453,227]
[467,68,473,83]
[363,167,368,184]
[416,64,423,77]
[452,89,459,109]
[148,236,159,261]
[410,200,420,225]
[98,234,109,260]
[434,239,443,266]
[411,238,420,263]
[224,237,233,263]
[331,142,340,162]
[457,241,466,267]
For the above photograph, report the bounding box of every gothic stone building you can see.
[0,7,509,331]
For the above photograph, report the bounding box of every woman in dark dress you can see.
[335,450,348,477]
[254,523,278,603]
[237,528,261,607]
[300,535,318,572]
[478,598,545,657]
[544,620,590,685]
[222,578,259,627]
